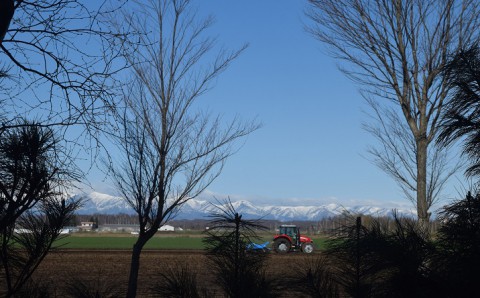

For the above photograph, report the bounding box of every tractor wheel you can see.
[274,238,291,253]
[302,242,314,254]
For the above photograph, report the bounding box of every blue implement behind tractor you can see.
[246,241,270,253]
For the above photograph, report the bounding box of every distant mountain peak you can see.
[73,191,416,221]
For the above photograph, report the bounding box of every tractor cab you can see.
[273,224,314,253]
[279,225,300,247]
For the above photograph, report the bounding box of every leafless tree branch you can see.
[307,0,479,228]
[104,1,258,296]
[0,0,129,142]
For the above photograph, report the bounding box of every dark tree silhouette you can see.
[323,215,437,297]
[0,122,80,297]
[151,199,270,297]
[325,217,382,297]
[438,44,480,177]
[434,191,480,297]
[435,43,480,296]
[0,0,14,43]
[106,1,257,296]
[0,0,127,140]
[203,198,276,298]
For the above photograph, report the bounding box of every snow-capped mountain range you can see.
[72,192,416,221]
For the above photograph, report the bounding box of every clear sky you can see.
[190,1,402,207]
[89,0,462,210]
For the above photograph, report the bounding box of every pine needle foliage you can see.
[203,198,277,298]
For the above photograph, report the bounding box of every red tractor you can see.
[273,224,315,253]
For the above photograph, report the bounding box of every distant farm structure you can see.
[158,225,175,232]
[73,223,181,234]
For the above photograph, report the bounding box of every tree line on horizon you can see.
[72,213,446,235]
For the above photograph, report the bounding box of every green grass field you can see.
[54,233,328,250]
[55,234,205,250]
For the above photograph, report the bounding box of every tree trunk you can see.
[355,216,362,297]
[0,0,14,77]
[416,136,430,234]
[126,239,147,298]
[0,0,14,43]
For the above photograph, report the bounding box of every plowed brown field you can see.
[33,249,314,297]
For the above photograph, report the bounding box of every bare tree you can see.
[0,0,127,137]
[0,122,80,297]
[364,100,461,216]
[307,0,480,229]
[106,1,258,296]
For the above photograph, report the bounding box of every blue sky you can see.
[88,0,462,209]
[187,1,402,207]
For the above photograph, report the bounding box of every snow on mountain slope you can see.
[73,192,416,221]
[73,192,132,215]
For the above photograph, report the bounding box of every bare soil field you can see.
[33,249,314,297]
